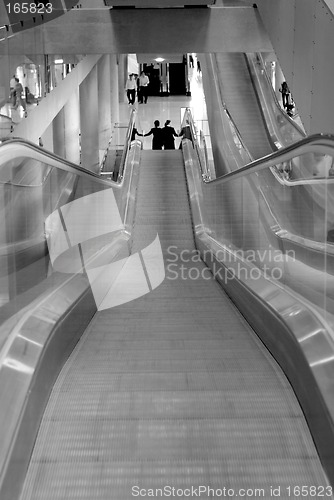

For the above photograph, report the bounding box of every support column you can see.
[41,123,53,152]
[98,55,112,153]
[52,108,65,157]
[110,54,120,127]
[64,89,80,164]
[117,54,127,105]
[79,65,99,173]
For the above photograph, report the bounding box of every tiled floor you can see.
[119,58,208,151]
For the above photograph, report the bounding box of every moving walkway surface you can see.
[19,150,330,499]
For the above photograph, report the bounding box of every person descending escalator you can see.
[143,120,164,150]
[162,120,179,150]
[279,81,290,109]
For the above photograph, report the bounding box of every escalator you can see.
[201,53,334,308]
[213,52,273,160]
[17,150,331,498]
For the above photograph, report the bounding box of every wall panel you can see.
[292,0,316,132]
[257,0,334,134]
[311,0,334,133]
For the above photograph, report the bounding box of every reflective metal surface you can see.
[182,123,334,484]
[19,150,332,499]
[0,136,141,500]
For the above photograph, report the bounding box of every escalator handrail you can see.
[208,53,331,187]
[181,108,211,181]
[0,138,123,187]
[100,109,136,182]
[247,52,306,140]
[245,52,306,153]
[202,133,334,186]
[118,108,136,181]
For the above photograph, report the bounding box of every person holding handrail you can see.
[143,120,164,150]
[162,120,179,150]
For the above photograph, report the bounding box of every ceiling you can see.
[104,0,215,6]
[0,3,272,56]
[137,54,184,63]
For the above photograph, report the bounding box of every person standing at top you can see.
[143,120,164,150]
[189,54,194,68]
[138,71,150,104]
[125,74,137,105]
[162,120,179,150]
[13,78,27,114]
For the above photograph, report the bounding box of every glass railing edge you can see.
[204,133,334,186]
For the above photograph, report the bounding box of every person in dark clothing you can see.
[178,119,192,149]
[162,120,179,150]
[138,71,150,104]
[279,81,290,109]
[131,126,143,141]
[144,120,164,150]
[286,104,294,117]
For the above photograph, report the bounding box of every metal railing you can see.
[100,108,137,182]
[181,107,211,181]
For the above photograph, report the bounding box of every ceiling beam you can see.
[0,6,272,55]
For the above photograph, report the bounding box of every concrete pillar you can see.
[79,65,99,173]
[64,89,80,164]
[41,123,53,152]
[117,54,127,105]
[52,108,65,158]
[110,54,120,126]
[97,55,112,152]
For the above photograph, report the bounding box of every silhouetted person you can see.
[279,81,290,109]
[131,126,143,141]
[197,59,201,73]
[189,54,194,68]
[144,120,164,150]
[162,120,179,150]
[286,104,294,117]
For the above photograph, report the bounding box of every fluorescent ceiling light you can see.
[54,59,64,64]
[155,57,164,62]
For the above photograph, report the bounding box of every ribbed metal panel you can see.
[20,150,331,500]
